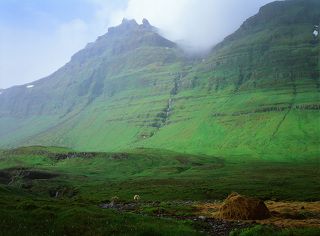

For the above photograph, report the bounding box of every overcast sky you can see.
[0,0,274,89]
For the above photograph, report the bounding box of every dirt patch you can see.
[196,200,320,228]
[259,201,320,228]
[100,202,138,211]
[219,193,270,220]
[52,152,97,160]
[49,186,78,198]
[22,170,59,180]
[3,147,100,161]
[99,201,252,236]
[0,167,59,185]
[109,153,129,160]
[175,156,190,165]
[0,171,12,184]
[49,152,129,161]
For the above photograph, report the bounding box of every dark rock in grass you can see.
[0,168,59,186]
[0,171,12,184]
[52,152,97,161]
[109,153,129,160]
[49,186,78,198]
[21,182,33,189]
[100,202,138,211]
[193,217,253,236]
[22,170,59,180]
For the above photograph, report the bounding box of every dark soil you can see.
[22,170,59,180]
[100,202,253,236]
[0,171,11,184]
[0,167,59,183]
[52,152,97,160]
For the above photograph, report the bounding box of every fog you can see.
[112,0,274,52]
[0,0,274,89]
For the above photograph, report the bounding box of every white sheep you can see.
[133,194,140,201]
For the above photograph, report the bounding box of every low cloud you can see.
[111,0,274,52]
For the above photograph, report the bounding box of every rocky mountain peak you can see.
[121,18,138,27]
[108,18,139,34]
[142,18,150,26]
[141,18,156,31]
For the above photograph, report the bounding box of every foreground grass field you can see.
[0,146,319,235]
[0,189,199,236]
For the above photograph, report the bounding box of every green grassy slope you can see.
[0,146,319,201]
[0,146,319,235]
[0,0,319,159]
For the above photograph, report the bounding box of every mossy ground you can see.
[0,146,319,235]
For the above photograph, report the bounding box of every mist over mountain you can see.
[113,0,276,52]
[0,0,274,89]
[0,0,319,159]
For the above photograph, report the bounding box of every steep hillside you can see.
[0,0,319,159]
[142,0,320,158]
[0,18,185,147]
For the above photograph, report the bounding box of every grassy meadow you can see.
[0,146,319,235]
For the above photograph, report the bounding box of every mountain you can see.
[0,0,319,160]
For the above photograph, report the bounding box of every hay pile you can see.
[219,193,270,220]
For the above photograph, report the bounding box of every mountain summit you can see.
[108,18,156,33]
[72,18,175,63]
[0,0,319,159]
[0,18,180,117]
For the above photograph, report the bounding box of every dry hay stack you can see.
[219,193,271,220]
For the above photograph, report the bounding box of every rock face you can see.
[219,193,271,220]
